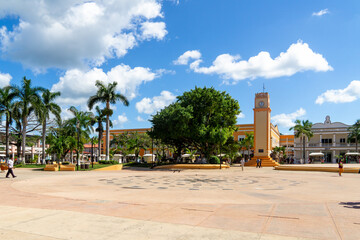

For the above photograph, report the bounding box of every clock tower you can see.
[252,92,274,163]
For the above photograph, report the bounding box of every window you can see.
[238,135,245,141]
[321,139,332,144]
[258,149,264,153]
[340,138,346,143]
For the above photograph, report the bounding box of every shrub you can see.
[209,156,220,164]
[99,160,117,164]
[62,162,70,165]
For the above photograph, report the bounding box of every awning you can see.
[309,152,324,157]
[126,154,136,157]
[181,154,191,158]
[143,154,154,157]
[345,152,360,156]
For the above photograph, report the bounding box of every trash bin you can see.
[80,163,85,169]
[85,163,90,169]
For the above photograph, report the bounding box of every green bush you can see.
[209,156,220,164]
[62,162,70,165]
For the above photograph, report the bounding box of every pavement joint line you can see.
[0,226,66,240]
[325,202,343,240]
[181,207,214,212]
[260,203,276,237]
[257,215,299,220]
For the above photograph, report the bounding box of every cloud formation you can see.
[237,112,245,119]
[136,90,176,114]
[0,0,167,71]
[51,64,159,108]
[272,108,306,128]
[114,113,128,126]
[312,9,330,17]
[177,41,332,83]
[316,80,360,104]
[0,72,11,87]
[173,50,201,65]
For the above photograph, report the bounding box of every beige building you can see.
[294,116,357,163]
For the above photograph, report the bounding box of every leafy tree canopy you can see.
[150,87,240,158]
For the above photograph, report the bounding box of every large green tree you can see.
[12,77,45,162]
[39,90,61,163]
[290,120,313,162]
[348,120,360,152]
[150,87,240,159]
[88,81,129,161]
[0,86,17,158]
[126,132,151,161]
[92,106,111,161]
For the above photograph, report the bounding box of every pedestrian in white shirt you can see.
[240,158,245,171]
[6,156,16,178]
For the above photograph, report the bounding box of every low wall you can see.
[274,165,360,173]
[154,164,230,170]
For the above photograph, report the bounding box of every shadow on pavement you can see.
[339,202,360,209]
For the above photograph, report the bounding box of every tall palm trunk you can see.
[42,120,47,163]
[356,138,358,152]
[21,116,27,163]
[106,101,110,161]
[302,135,306,163]
[5,117,9,158]
[98,127,102,161]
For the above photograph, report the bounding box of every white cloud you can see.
[140,21,167,40]
[51,64,159,108]
[173,50,201,65]
[136,91,176,114]
[182,41,332,84]
[272,108,306,128]
[137,116,145,122]
[237,112,245,119]
[312,9,329,17]
[0,0,166,71]
[315,80,360,105]
[114,113,128,126]
[0,72,11,87]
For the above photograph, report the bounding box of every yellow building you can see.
[105,92,294,166]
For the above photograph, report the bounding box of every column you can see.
[333,134,336,147]
[332,150,336,163]
[320,134,322,147]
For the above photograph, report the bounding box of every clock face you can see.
[259,101,265,107]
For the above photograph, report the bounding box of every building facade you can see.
[293,116,356,163]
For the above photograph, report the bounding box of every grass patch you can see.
[122,162,173,168]
[15,164,46,168]
[78,163,119,171]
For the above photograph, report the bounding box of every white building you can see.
[294,116,358,163]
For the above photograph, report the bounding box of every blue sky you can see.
[0,0,359,134]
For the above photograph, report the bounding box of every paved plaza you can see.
[0,166,359,240]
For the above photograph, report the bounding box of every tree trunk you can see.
[21,116,27,163]
[42,120,46,163]
[302,135,306,163]
[106,101,110,161]
[98,128,102,161]
[5,116,9,158]
[356,139,358,152]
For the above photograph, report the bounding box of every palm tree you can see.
[39,90,61,163]
[243,132,254,161]
[12,77,45,163]
[67,106,93,168]
[88,80,129,161]
[290,120,313,162]
[127,132,150,161]
[348,120,360,152]
[272,146,286,163]
[92,106,111,161]
[0,86,17,158]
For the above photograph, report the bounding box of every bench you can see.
[44,164,59,171]
[60,164,76,171]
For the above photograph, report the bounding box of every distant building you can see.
[293,116,356,163]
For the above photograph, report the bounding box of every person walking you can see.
[6,155,16,178]
[338,159,344,177]
[240,158,245,171]
[259,158,262,168]
[256,158,260,168]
